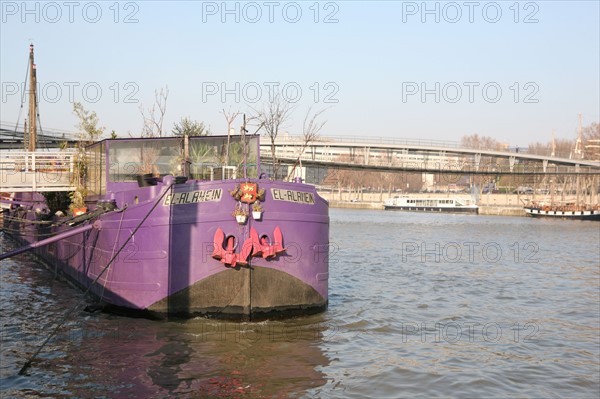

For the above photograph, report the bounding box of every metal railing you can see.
[0,150,76,192]
[265,135,600,170]
[0,121,79,140]
[263,139,600,175]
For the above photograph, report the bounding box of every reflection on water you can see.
[1,210,599,398]
[0,232,330,398]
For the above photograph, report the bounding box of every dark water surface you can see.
[1,209,599,398]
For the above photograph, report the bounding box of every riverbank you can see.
[319,192,534,216]
[324,199,525,216]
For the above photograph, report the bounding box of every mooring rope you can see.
[1,210,105,238]
[18,183,174,375]
[2,215,57,225]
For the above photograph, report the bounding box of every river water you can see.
[1,209,599,398]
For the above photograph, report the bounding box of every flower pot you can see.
[252,211,262,220]
[73,207,87,216]
[235,215,247,224]
[137,173,158,187]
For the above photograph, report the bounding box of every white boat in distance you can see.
[384,196,479,214]
[524,202,600,221]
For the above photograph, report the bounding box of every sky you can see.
[1,1,599,147]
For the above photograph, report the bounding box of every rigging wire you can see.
[13,55,30,134]
[37,107,49,151]
[34,74,49,151]
[11,44,48,150]
[17,183,174,376]
[99,205,127,301]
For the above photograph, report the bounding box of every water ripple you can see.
[1,210,599,398]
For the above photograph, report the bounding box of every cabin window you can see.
[104,135,260,183]
[108,139,181,182]
[188,136,258,180]
[85,142,106,195]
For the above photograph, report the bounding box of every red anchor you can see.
[248,226,285,259]
[212,228,252,267]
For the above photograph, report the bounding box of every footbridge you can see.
[263,135,600,176]
[0,121,79,150]
[2,132,599,194]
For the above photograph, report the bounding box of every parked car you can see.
[514,186,534,194]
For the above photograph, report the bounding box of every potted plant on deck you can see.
[68,141,88,216]
[252,201,263,220]
[68,102,104,216]
[232,203,248,224]
[69,188,87,216]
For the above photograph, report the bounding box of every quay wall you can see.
[318,192,547,217]
[478,206,525,217]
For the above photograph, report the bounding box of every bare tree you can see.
[555,138,575,159]
[328,168,353,200]
[253,93,293,178]
[528,136,575,159]
[527,141,551,156]
[286,107,327,181]
[460,134,504,151]
[222,107,241,164]
[582,122,600,161]
[140,86,169,137]
[137,87,168,175]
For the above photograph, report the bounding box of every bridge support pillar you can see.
[473,153,481,171]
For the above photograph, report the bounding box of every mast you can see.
[573,113,584,160]
[241,114,248,179]
[27,44,37,152]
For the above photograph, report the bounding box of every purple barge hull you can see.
[2,136,329,319]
